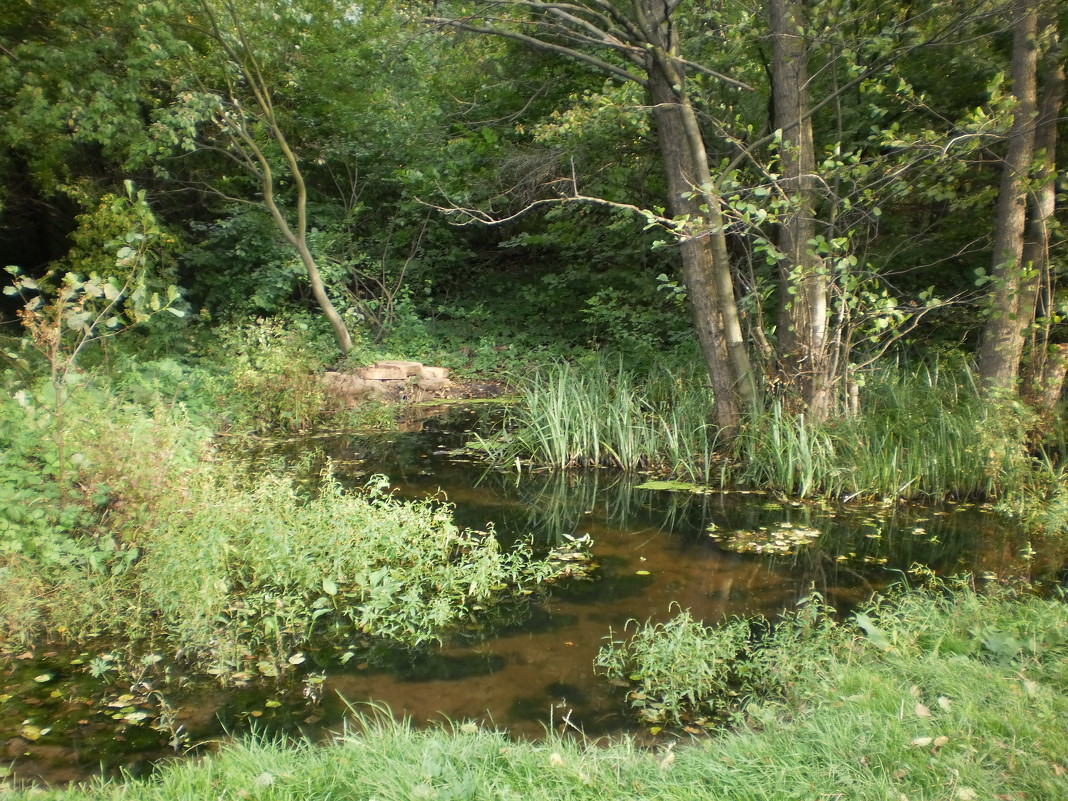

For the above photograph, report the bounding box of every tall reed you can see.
[492,356,718,481]
[733,365,1037,500]
[494,355,1051,502]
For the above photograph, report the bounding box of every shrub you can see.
[210,316,340,432]
[0,382,585,683]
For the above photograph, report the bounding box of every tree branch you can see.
[426,16,647,86]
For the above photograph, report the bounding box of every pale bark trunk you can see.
[1021,15,1064,411]
[1032,344,1068,418]
[649,70,742,431]
[642,0,757,430]
[769,0,832,419]
[977,0,1039,393]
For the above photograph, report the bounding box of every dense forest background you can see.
[1,0,1063,411]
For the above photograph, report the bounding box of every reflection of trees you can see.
[258,410,1048,589]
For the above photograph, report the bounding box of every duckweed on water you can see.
[707,521,822,555]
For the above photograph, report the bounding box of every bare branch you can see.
[426,16,647,86]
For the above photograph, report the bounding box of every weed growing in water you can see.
[0,387,586,686]
[595,577,1068,746]
[492,355,1063,503]
[484,355,718,480]
[595,610,754,727]
[18,582,1067,801]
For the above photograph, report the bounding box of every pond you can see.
[3,405,1065,784]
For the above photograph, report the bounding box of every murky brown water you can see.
[3,406,1065,784]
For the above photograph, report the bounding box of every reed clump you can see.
[485,356,719,481]
[492,355,1057,502]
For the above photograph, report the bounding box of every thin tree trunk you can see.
[977,0,1039,393]
[205,0,354,356]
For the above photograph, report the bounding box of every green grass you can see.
[733,366,1041,500]
[491,356,1060,503]
[483,356,720,481]
[13,582,1068,800]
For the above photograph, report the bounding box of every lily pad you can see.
[708,522,821,555]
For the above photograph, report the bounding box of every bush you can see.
[209,316,340,432]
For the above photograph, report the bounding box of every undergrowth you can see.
[0,372,582,685]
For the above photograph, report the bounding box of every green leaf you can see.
[854,613,892,650]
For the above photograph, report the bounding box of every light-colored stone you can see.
[415,377,451,391]
[420,366,450,380]
[375,360,424,376]
[357,366,408,380]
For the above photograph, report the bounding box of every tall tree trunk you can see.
[769,0,832,419]
[977,0,1039,393]
[643,0,758,431]
[648,70,741,430]
[1021,12,1065,413]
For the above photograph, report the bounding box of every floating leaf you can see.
[635,480,714,494]
[19,724,49,741]
[33,673,54,683]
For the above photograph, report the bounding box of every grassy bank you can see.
[13,582,1068,800]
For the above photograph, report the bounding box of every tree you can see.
[977,0,1065,402]
[0,0,188,287]
[176,0,354,353]
[977,0,1041,393]
[1021,9,1066,412]
[429,0,759,430]
[428,0,990,427]
[768,0,830,417]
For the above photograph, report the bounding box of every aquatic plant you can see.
[0,389,585,685]
[594,610,755,726]
[484,355,718,481]
[596,579,1068,740]
[492,355,1060,503]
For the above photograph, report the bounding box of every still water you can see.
[3,406,1064,783]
